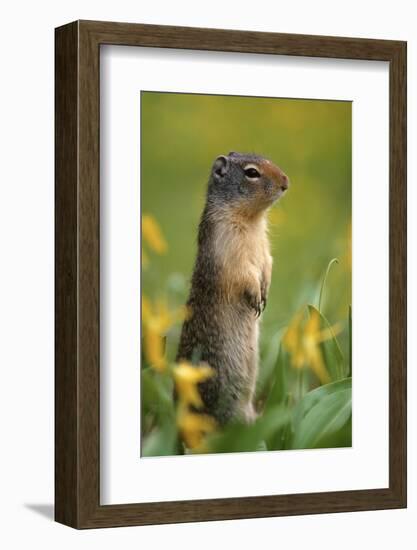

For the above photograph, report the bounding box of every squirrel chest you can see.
[212,212,271,305]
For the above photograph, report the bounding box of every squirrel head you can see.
[207,152,289,217]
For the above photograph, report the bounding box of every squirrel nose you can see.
[280,174,289,191]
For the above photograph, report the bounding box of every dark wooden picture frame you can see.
[55,20,407,529]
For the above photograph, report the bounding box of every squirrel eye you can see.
[244,167,260,179]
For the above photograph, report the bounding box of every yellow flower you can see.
[173,362,216,450]
[142,214,167,254]
[282,308,306,370]
[173,362,214,408]
[283,306,342,385]
[142,296,188,372]
[144,330,166,372]
[176,405,217,450]
[142,297,173,332]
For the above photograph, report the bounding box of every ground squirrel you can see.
[176,152,289,426]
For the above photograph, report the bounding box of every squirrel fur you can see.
[176,152,289,426]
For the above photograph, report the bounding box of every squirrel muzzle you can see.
[261,158,290,192]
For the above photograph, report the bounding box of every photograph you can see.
[140,91,352,456]
[0,0,409,541]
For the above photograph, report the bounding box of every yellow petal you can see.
[142,214,167,254]
[142,296,184,334]
[177,406,216,449]
[293,349,306,369]
[144,328,166,372]
[305,345,330,385]
[282,308,305,353]
[173,362,214,408]
[153,299,173,332]
[305,308,321,338]
[316,322,343,343]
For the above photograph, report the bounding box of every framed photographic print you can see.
[55,20,407,528]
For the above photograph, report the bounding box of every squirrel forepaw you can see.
[260,278,269,314]
[244,289,263,318]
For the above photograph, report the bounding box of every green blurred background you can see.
[141,91,351,359]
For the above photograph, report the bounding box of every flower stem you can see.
[318,258,339,314]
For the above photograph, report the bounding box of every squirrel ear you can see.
[212,155,229,181]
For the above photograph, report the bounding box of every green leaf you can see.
[256,328,284,399]
[255,440,268,452]
[141,368,175,422]
[261,345,294,450]
[207,406,290,454]
[318,257,339,313]
[141,421,179,457]
[294,377,351,425]
[263,345,289,411]
[292,378,352,449]
[266,392,296,451]
[307,304,345,381]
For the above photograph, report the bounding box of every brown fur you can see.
[212,207,271,306]
[176,153,288,425]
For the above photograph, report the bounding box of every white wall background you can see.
[0,0,415,548]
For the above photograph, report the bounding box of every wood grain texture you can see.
[55,21,79,527]
[55,20,407,529]
[388,41,407,505]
